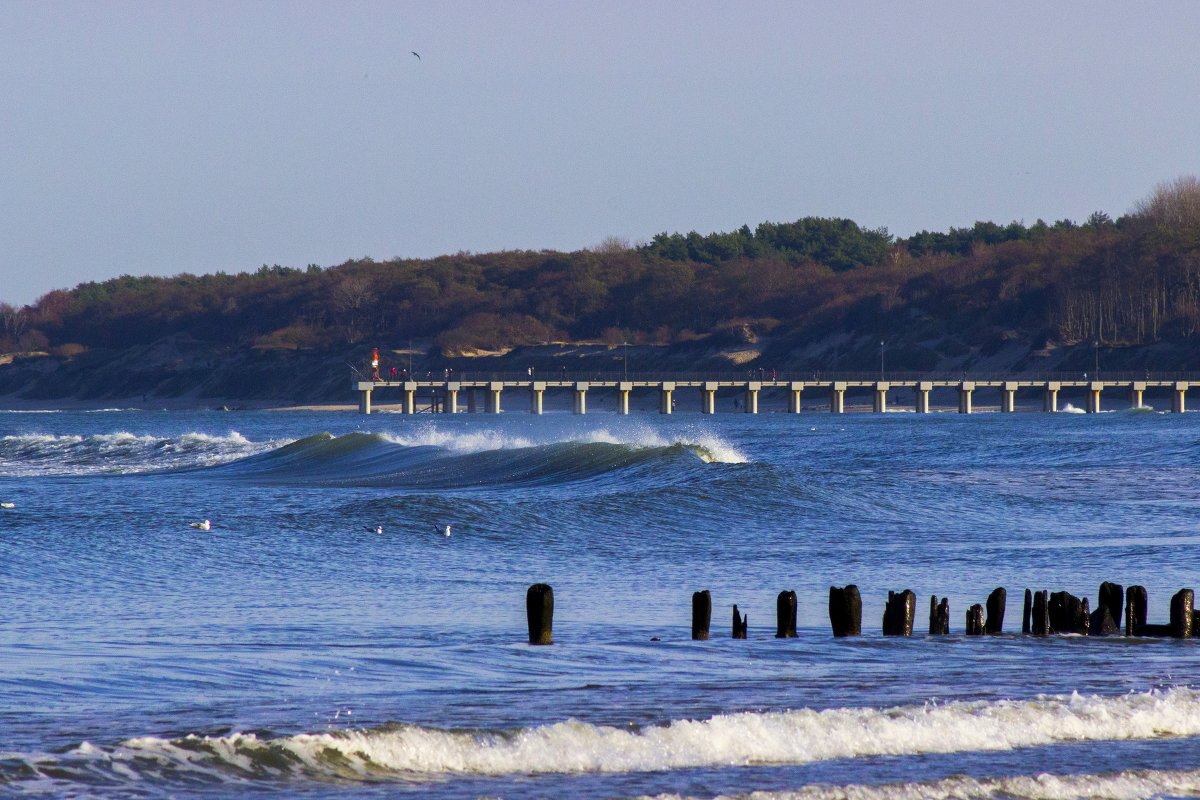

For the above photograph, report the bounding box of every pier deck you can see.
[352,371,1197,415]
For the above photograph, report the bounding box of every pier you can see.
[352,371,1197,415]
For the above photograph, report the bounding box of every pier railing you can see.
[357,369,1200,383]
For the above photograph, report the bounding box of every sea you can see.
[1,401,1199,799]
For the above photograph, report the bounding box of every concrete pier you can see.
[660,382,674,414]
[787,382,803,414]
[484,382,503,413]
[530,383,545,414]
[958,382,974,414]
[744,382,760,414]
[573,382,587,415]
[916,382,932,413]
[830,382,846,414]
[1002,382,1017,413]
[1087,381,1103,414]
[702,382,717,414]
[1130,382,1145,408]
[353,372,1195,414]
[1043,383,1059,412]
[873,382,888,414]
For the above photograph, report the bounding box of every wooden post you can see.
[965,604,985,635]
[732,604,748,639]
[1090,581,1123,635]
[1125,585,1147,636]
[775,590,797,638]
[692,590,712,640]
[1169,589,1194,639]
[526,583,554,645]
[1031,590,1049,635]
[882,589,916,636]
[828,585,862,637]
[1022,589,1032,634]
[985,587,1006,634]
[929,595,949,635]
[1048,591,1089,635]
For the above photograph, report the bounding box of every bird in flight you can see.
[411,51,421,61]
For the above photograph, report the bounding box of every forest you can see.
[3,177,1200,373]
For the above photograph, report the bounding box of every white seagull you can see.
[441,524,452,537]
[189,519,212,531]
[366,525,383,535]
[0,502,14,509]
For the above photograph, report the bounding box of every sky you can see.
[2,1,1199,306]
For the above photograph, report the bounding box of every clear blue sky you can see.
[2,1,1198,306]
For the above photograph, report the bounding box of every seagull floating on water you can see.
[442,524,452,537]
[366,525,383,535]
[1,502,14,509]
[189,519,211,531]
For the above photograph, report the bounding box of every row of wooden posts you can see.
[523,582,1198,644]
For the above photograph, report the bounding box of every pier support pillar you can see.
[1043,383,1059,412]
[873,382,889,414]
[488,383,503,414]
[830,382,846,414]
[402,384,417,414]
[1087,382,1103,414]
[573,382,588,415]
[659,382,675,414]
[530,383,545,415]
[788,382,803,413]
[1002,382,1017,413]
[358,388,372,414]
[744,382,760,414]
[618,382,631,415]
[1130,382,1145,409]
[916,382,932,413]
[958,382,974,414]
[702,382,717,414]
[444,383,459,414]
[468,389,478,413]
[1172,382,1188,413]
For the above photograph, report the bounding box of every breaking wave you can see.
[656,768,1200,800]
[197,427,744,489]
[5,689,1198,790]
[0,431,273,476]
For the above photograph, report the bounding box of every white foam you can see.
[1059,404,1087,414]
[651,768,1200,800]
[0,431,278,476]
[95,688,1200,778]
[378,423,748,464]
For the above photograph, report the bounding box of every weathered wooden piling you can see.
[1022,589,1032,634]
[526,583,554,645]
[1031,590,1050,635]
[776,590,798,638]
[692,590,712,640]
[882,589,916,636]
[732,604,748,639]
[1089,581,1123,635]
[985,588,1006,634]
[828,585,862,637]
[1169,589,1194,639]
[965,604,985,635]
[1125,585,1148,636]
[929,595,950,635]
[1048,591,1090,635]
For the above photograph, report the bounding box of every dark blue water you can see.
[1,408,1199,799]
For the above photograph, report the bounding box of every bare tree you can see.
[1132,175,1200,229]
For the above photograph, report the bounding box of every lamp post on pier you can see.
[880,340,885,381]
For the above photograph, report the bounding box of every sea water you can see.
[0,408,1199,799]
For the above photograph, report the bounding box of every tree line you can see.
[3,177,1199,365]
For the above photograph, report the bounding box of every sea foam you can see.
[58,688,1200,781]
